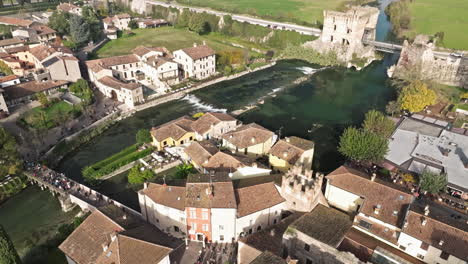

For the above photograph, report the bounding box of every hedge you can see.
[87,144,139,171]
[82,147,154,180]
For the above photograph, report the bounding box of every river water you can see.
[1,2,398,261]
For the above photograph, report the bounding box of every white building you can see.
[139,173,285,243]
[59,207,179,264]
[191,112,239,140]
[173,43,216,79]
[0,75,20,88]
[103,13,132,31]
[56,3,82,16]
[397,200,468,264]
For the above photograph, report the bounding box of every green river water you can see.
[1,1,398,262]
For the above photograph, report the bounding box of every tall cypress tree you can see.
[0,225,21,264]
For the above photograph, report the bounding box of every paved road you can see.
[144,0,321,36]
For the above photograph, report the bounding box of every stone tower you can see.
[280,165,325,212]
[306,6,379,64]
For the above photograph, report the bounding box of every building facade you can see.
[173,44,216,79]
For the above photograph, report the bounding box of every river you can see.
[1,1,397,262]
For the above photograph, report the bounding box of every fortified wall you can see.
[280,165,327,212]
[391,35,468,88]
[305,6,379,65]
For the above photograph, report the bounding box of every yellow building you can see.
[221,123,274,156]
[150,116,196,151]
[269,136,314,172]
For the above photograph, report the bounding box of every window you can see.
[306,258,312,264]
[156,218,159,223]
[220,235,224,241]
[189,210,196,219]
[192,223,197,230]
[399,245,406,251]
[219,225,224,230]
[174,226,180,232]
[417,254,425,260]
[248,228,253,234]
[358,220,372,230]
[257,226,262,231]
[202,224,209,231]
[202,212,209,220]
[440,251,449,260]
[273,219,277,224]
[304,244,310,252]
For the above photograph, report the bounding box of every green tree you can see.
[70,79,93,104]
[128,20,138,29]
[0,61,13,75]
[385,100,400,117]
[363,110,395,138]
[81,6,102,41]
[398,81,437,113]
[69,15,90,45]
[419,170,447,194]
[0,127,22,179]
[338,127,388,163]
[48,11,70,36]
[136,129,152,144]
[0,225,21,264]
[37,92,49,107]
[176,8,191,28]
[188,13,208,34]
[128,164,155,185]
[175,163,193,179]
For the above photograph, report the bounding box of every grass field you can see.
[175,0,345,25]
[404,0,468,50]
[20,100,78,129]
[96,27,262,58]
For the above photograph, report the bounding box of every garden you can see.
[19,100,81,130]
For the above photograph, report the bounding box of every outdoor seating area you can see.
[144,146,183,170]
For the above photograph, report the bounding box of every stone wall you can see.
[305,6,379,66]
[392,35,468,88]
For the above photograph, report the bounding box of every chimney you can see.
[102,243,109,252]
[143,182,148,189]
[204,159,209,164]
[285,137,290,143]
[251,137,256,143]
[202,40,206,46]
[424,205,430,216]
[371,173,376,181]
[110,232,117,242]
[439,240,444,246]
[374,204,381,214]
[283,152,288,158]
[422,218,427,226]
[193,42,197,47]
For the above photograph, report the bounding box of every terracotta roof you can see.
[141,183,186,211]
[150,116,194,142]
[116,13,131,19]
[326,166,414,227]
[251,251,287,264]
[0,16,33,27]
[57,2,80,12]
[180,45,215,60]
[3,80,68,100]
[59,210,124,264]
[0,75,18,83]
[185,180,236,209]
[235,182,285,217]
[30,44,71,62]
[184,140,219,167]
[87,54,139,70]
[98,76,141,90]
[191,112,237,134]
[113,235,172,264]
[4,45,28,54]
[290,204,353,247]
[103,17,113,24]
[132,46,168,57]
[30,24,56,35]
[402,199,468,261]
[269,136,314,164]
[204,152,248,172]
[222,123,274,149]
[147,56,173,68]
[0,37,23,47]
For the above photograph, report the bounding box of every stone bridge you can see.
[362,39,403,53]
[25,166,142,218]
